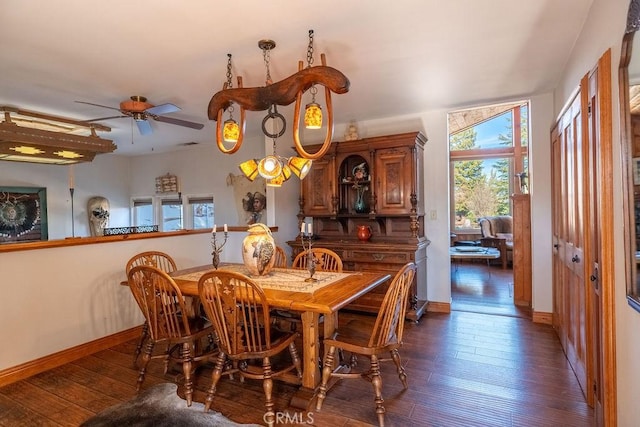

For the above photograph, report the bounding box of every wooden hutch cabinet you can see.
[287,131,429,321]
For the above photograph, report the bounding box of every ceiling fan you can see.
[76,95,204,135]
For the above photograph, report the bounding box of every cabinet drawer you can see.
[344,250,410,264]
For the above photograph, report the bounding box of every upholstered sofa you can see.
[478,215,513,269]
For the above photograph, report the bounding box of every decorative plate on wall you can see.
[0,186,48,243]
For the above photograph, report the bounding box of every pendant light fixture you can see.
[208,30,350,171]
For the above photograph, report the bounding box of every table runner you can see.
[173,264,352,293]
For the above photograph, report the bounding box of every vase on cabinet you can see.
[357,225,372,241]
[354,188,367,213]
[241,223,276,276]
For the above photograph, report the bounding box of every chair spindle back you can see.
[127,265,191,340]
[198,270,273,355]
[126,251,177,274]
[369,262,416,348]
[292,248,343,272]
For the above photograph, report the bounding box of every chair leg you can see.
[262,357,275,427]
[133,321,148,367]
[370,355,386,427]
[316,345,336,411]
[180,343,194,406]
[288,342,302,378]
[137,340,154,392]
[205,352,227,411]
[390,349,408,389]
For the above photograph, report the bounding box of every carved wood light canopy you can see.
[0,106,115,165]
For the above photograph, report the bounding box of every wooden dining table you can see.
[169,263,391,408]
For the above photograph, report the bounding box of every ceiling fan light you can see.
[132,112,146,122]
[304,102,322,129]
[223,119,240,143]
[288,156,312,179]
[239,159,259,181]
[257,155,282,179]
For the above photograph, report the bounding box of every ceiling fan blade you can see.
[75,100,122,112]
[145,103,180,116]
[136,119,153,136]
[84,115,128,122]
[153,115,204,130]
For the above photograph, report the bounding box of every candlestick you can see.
[211,227,228,269]
[224,223,228,233]
[213,224,217,234]
[300,228,317,282]
[68,164,75,189]
[69,187,75,238]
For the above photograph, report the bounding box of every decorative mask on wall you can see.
[87,196,110,237]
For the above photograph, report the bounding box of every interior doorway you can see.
[447,101,531,316]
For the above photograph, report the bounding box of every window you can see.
[188,196,214,230]
[132,198,153,226]
[449,102,529,232]
[131,194,214,231]
[160,197,183,231]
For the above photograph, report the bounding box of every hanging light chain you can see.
[307,30,317,101]
[225,53,235,117]
[225,53,233,89]
[306,29,315,68]
[263,45,273,85]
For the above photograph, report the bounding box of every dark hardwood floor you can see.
[451,260,531,318]
[0,264,593,426]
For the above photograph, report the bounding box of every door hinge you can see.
[588,102,592,115]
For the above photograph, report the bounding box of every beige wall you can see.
[557,0,640,425]
[3,3,638,423]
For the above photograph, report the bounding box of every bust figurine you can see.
[344,122,359,141]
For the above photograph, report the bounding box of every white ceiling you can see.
[0,0,593,156]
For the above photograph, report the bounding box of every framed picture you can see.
[0,186,48,243]
[634,158,640,186]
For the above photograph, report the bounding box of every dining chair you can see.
[127,265,216,406]
[272,245,288,268]
[197,270,302,427]
[126,250,178,274]
[125,251,178,366]
[273,248,343,334]
[315,262,417,427]
[292,247,343,272]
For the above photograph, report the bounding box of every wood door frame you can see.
[552,49,616,426]
[592,49,616,427]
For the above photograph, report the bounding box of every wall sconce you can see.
[208,30,350,165]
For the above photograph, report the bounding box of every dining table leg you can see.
[289,310,321,409]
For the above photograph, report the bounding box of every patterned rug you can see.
[80,383,263,427]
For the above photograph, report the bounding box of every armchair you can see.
[478,215,513,269]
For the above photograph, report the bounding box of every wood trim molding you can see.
[532,311,552,325]
[0,226,278,254]
[427,301,451,313]
[597,48,617,427]
[0,326,142,387]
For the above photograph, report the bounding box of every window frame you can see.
[449,103,529,234]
